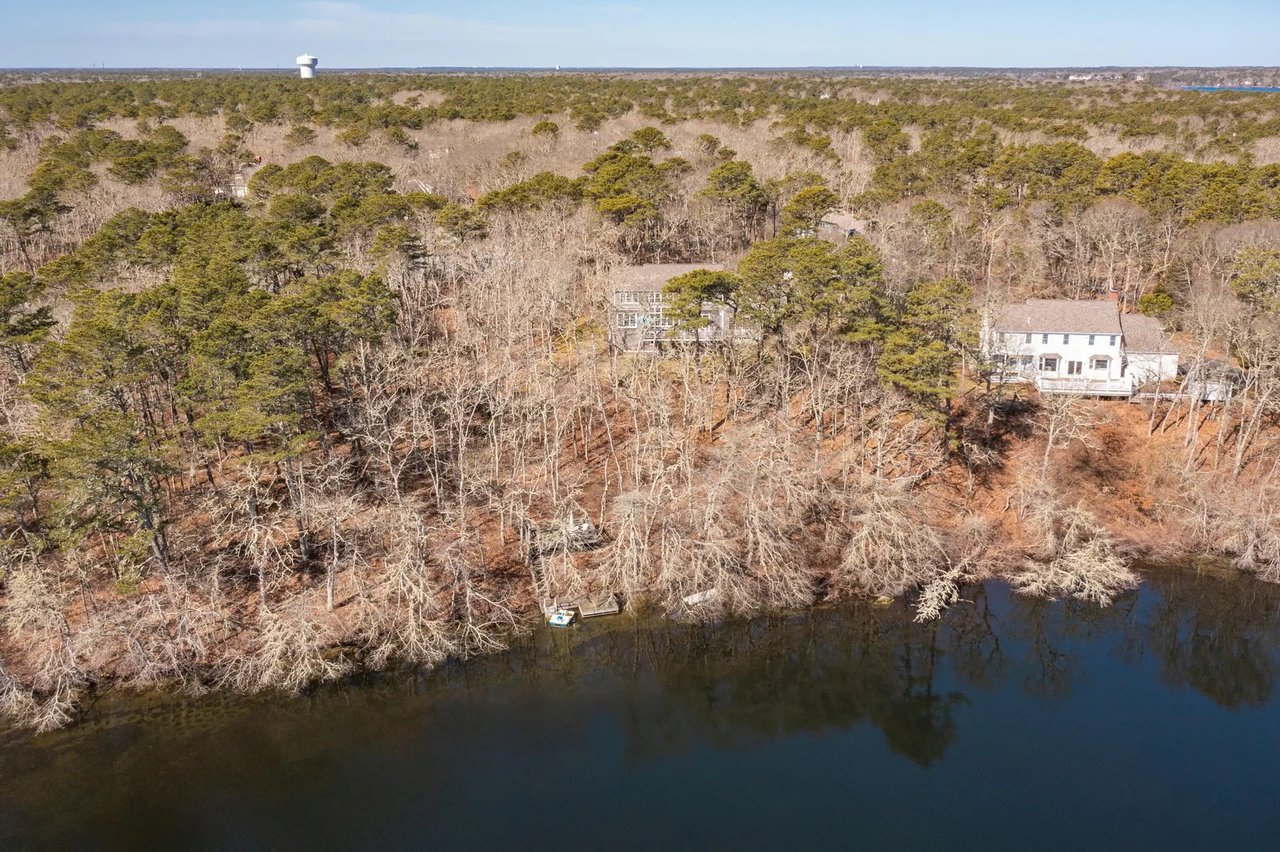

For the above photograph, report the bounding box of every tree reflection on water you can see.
[522,567,1280,767]
[1142,569,1280,708]
[5,569,1278,766]
[1,566,1278,850]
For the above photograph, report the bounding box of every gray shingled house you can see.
[609,263,743,353]
[817,212,868,243]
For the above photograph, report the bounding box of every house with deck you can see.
[609,263,742,353]
[983,299,1179,396]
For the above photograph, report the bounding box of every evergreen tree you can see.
[0,272,56,372]
[877,277,975,430]
[700,160,768,241]
[779,185,839,236]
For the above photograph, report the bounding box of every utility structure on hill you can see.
[296,54,318,79]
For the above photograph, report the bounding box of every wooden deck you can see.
[574,593,622,618]
[1036,376,1135,397]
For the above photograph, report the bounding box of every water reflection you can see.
[1,568,1278,849]
[603,610,968,766]
[4,570,1278,760]
[1143,569,1280,708]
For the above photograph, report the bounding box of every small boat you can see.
[548,609,575,628]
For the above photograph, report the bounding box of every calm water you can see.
[2,569,1279,851]
[1183,86,1280,93]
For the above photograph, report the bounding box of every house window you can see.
[1110,335,1118,346]
[1041,356,1059,372]
[1042,334,1049,344]
[1068,360,1083,376]
[647,292,664,306]
[1063,334,1071,344]
[1090,356,1110,371]
[1088,334,1096,345]
[616,312,640,328]
[1025,333,1032,344]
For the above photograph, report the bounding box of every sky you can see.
[0,0,1277,69]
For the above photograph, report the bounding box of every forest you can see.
[1,71,1279,730]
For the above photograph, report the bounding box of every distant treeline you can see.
[2,73,1279,152]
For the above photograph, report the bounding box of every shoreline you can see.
[0,554,1260,735]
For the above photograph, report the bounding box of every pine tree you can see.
[877,277,976,431]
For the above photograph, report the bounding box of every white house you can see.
[609,263,741,353]
[1119,312,1181,387]
[983,299,1179,396]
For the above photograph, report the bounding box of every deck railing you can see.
[1035,376,1135,396]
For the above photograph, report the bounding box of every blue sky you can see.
[0,0,1276,69]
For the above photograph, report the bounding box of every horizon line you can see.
[2,64,1280,73]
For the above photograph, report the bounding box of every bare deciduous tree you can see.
[1014,499,1139,606]
[1036,394,1097,481]
[830,482,949,599]
[222,601,348,695]
[1,566,85,730]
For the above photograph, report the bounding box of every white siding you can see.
[1127,352,1179,385]
[983,301,1180,397]
[987,329,1124,382]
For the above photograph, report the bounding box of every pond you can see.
[2,568,1279,850]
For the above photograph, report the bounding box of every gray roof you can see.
[1120,313,1174,354]
[820,213,868,233]
[612,263,723,292]
[993,299,1122,335]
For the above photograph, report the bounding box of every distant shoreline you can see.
[1183,85,1280,92]
[1,65,1280,73]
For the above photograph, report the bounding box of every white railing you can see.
[1035,376,1135,396]
[989,367,1037,384]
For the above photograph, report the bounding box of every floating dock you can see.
[574,593,622,619]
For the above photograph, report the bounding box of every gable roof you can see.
[612,263,723,293]
[820,212,868,233]
[1120,312,1174,353]
[993,299,1122,335]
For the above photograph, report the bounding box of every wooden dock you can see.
[574,593,622,618]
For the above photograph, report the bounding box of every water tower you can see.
[296,54,318,79]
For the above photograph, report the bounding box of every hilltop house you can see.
[983,299,1179,396]
[609,263,741,353]
[817,212,868,243]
